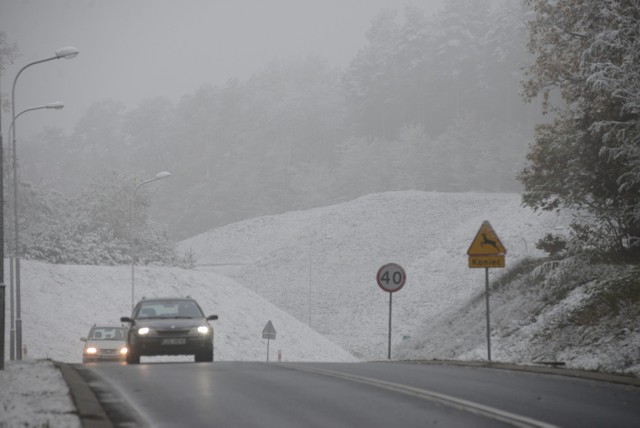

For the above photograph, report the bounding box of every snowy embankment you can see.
[3,260,357,363]
[0,359,81,427]
[6,190,636,374]
[397,257,640,376]
[180,191,569,360]
[2,190,639,427]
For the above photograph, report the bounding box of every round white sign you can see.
[376,263,406,293]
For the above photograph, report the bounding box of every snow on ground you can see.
[180,191,569,359]
[396,257,640,376]
[3,260,356,364]
[1,247,357,426]
[0,359,81,427]
[5,190,638,427]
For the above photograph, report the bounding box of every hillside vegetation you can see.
[398,255,640,376]
[7,191,638,376]
[181,192,565,358]
[181,190,639,375]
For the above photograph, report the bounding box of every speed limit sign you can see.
[376,263,406,293]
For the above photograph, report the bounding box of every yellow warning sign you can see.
[467,221,507,256]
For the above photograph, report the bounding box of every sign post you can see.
[467,221,506,362]
[0,284,4,370]
[262,320,276,363]
[376,263,406,360]
[0,92,5,369]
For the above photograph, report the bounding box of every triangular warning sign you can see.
[262,320,276,340]
[467,221,507,256]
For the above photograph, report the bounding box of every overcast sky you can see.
[1,0,443,138]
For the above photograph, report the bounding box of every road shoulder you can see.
[56,362,113,428]
[405,360,640,386]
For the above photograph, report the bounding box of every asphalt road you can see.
[69,361,640,427]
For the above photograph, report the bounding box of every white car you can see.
[81,325,128,363]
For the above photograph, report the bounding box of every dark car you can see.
[120,297,218,364]
[81,325,128,363]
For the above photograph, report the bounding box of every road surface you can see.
[71,361,640,427]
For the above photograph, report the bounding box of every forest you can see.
[3,0,639,265]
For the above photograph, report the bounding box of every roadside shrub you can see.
[535,233,567,257]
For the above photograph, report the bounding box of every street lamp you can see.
[7,102,64,361]
[130,171,171,312]
[8,102,64,141]
[11,46,79,360]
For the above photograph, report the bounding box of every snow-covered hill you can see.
[3,190,639,428]
[180,191,570,360]
[6,261,356,363]
[397,256,640,376]
[6,190,639,375]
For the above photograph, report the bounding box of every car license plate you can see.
[161,338,186,345]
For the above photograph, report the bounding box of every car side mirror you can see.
[80,337,87,342]
[120,317,134,323]
[206,315,218,321]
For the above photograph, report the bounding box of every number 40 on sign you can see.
[376,263,406,293]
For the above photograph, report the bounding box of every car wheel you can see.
[195,347,213,363]
[126,349,140,364]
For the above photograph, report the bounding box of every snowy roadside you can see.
[0,359,81,428]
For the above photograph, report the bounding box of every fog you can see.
[2,0,536,244]
[1,0,443,137]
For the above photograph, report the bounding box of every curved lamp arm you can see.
[12,46,78,126]
[8,102,64,144]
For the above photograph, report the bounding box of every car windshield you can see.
[136,300,204,319]
[90,327,125,340]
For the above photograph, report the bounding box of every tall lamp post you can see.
[11,46,79,360]
[130,171,171,312]
[1,79,5,370]
[7,102,64,361]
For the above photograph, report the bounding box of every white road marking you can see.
[286,365,559,428]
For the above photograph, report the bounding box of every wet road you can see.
[76,361,640,427]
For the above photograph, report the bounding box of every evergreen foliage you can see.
[14,1,637,258]
[519,0,640,254]
[8,173,189,267]
[18,1,537,242]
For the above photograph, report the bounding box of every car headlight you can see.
[197,326,210,334]
[120,347,128,355]
[138,327,150,335]
[86,347,98,354]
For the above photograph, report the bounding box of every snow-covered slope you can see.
[8,261,357,363]
[397,257,640,376]
[180,191,569,359]
[6,190,637,375]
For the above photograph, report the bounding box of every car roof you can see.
[139,297,197,302]
[91,325,125,329]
